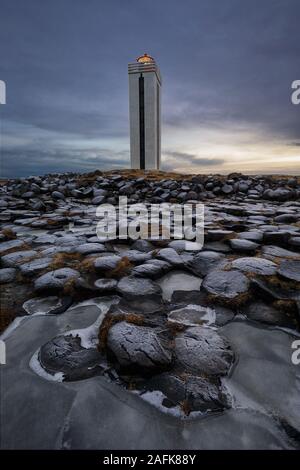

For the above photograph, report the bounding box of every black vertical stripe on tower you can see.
[139,74,145,170]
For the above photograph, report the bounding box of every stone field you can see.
[0,170,300,449]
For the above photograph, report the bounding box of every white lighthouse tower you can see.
[128,53,161,170]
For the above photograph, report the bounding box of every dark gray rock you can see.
[274,214,298,223]
[117,275,162,299]
[39,335,103,381]
[230,239,259,253]
[92,195,106,205]
[278,260,300,282]
[214,305,235,326]
[175,326,234,376]
[0,239,25,255]
[289,237,300,249]
[146,372,230,412]
[168,304,214,327]
[34,268,80,292]
[203,241,232,253]
[202,270,249,301]
[94,255,122,272]
[131,259,171,278]
[263,231,290,245]
[52,191,65,200]
[121,250,152,264]
[206,230,234,241]
[222,184,233,194]
[1,250,37,267]
[0,267,17,283]
[33,234,58,245]
[23,296,72,315]
[76,243,106,255]
[261,245,300,260]
[156,248,183,266]
[131,239,155,252]
[107,321,172,369]
[238,231,263,243]
[251,278,300,302]
[94,278,118,292]
[187,251,224,277]
[231,257,277,275]
[19,257,52,277]
[242,301,295,327]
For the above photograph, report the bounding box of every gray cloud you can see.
[1,147,129,178]
[0,0,299,176]
[164,151,224,165]
[163,152,225,171]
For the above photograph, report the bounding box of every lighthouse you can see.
[128,53,161,170]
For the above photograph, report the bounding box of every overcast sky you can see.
[0,0,299,177]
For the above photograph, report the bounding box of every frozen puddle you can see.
[29,296,119,379]
[221,320,300,434]
[158,270,202,301]
[1,302,300,448]
[168,304,216,326]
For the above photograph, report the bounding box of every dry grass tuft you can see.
[1,228,16,240]
[265,274,300,291]
[0,307,17,333]
[98,312,144,351]
[48,252,82,270]
[63,277,78,295]
[207,291,250,309]
[179,399,191,416]
[273,299,297,315]
[98,314,123,351]
[0,242,30,256]
[108,256,132,278]
[167,321,186,336]
[80,256,98,273]
[125,313,145,326]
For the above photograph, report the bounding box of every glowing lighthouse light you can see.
[128,53,161,170]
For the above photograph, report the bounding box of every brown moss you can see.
[1,228,16,240]
[63,277,78,295]
[179,399,191,416]
[0,242,30,256]
[80,256,98,273]
[207,291,250,309]
[42,218,63,226]
[108,256,132,278]
[76,169,300,186]
[48,252,82,270]
[98,314,122,351]
[167,321,186,336]
[0,306,17,333]
[265,274,300,291]
[98,312,145,351]
[273,299,297,315]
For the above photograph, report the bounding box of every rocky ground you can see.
[0,170,300,449]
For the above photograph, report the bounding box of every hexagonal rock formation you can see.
[231,257,277,276]
[34,268,80,292]
[117,275,162,298]
[39,335,104,381]
[202,269,249,303]
[278,260,300,283]
[174,326,234,376]
[107,321,172,369]
[147,372,230,412]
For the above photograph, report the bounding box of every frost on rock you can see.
[107,321,172,369]
[175,326,234,376]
